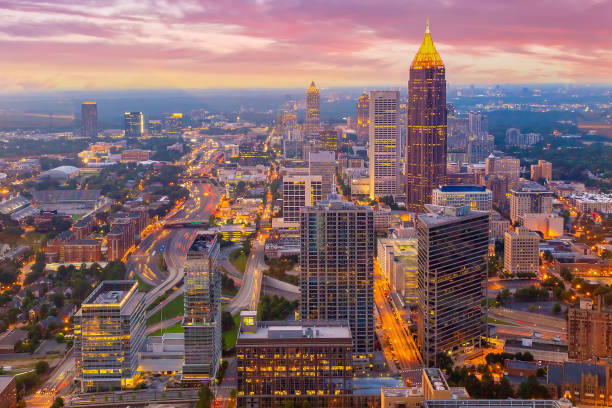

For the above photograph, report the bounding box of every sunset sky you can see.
[1,0,611,92]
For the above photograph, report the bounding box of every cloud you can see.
[0,0,610,91]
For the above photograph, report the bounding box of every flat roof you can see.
[438,185,487,193]
[238,320,351,341]
[188,231,217,254]
[418,205,486,227]
[424,368,449,390]
[82,280,137,306]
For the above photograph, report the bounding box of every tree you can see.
[35,360,49,376]
[435,352,454,372]
[552,303,562,314]
[517,375,550,399]
[222,311,235,332]
[196,384,213,408]
[50,397,64,408]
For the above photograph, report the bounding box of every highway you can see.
[225,237,266,314]
[25,348,75,407]
[373,259,422,377]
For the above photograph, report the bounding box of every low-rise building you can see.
[0,376,17,408]
[503,337,568,364]
[568,296,612,361]
[547,361,612,407]
[569,192,612,214]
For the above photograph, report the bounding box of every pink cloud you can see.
[0,0,610,90]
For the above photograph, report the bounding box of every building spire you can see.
[426,18,430,34]
[411,18,443,69]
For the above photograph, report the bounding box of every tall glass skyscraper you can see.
[300,195,375,355]
[81,101,98,138]
[182,231,221,383]
[406,21,447,212]
[304,81,320,138]
[416,205,489,367]
[124,112,144,138]
[369,90,400,200]
[356,91,370,144]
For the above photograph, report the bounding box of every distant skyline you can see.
[1,0,611,92]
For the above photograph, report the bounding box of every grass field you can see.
[486,316,517,326]
[222,313,241,349]
[147,294,184,326]
[150,322,183,337]
[229,248,248,273]
[135,275,154,292]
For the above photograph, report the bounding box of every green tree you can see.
[196,384,213,408]
[435,352,454,372]
[517,375,550,399]
[552,303,562,314]
[35,360,49,376]
[50,397,64,408]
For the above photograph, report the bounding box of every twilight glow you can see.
[0,0,611,91]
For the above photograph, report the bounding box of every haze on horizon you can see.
[1,0,611,92]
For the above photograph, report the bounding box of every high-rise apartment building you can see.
[182,232,221,382]
[74,281,146,392]
[300,196,375,354]
[124,112,144,138]
[568,297,612,361]
[416,205,489,366]
[504,226,540,275]
[406,22,447,211]
[356,91,370,144]
[432,185,492,211]
[531,160,553,182]
[282,175,323,225]
[369,90,400,200]
[81,101,98,138]
[236,311,353,408]
[509,181,554,224]
[377,237,419,306]
[305,81,320,138]
[468,112,488,136]
[309,150,336,197]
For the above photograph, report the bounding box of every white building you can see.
[432,185,492,212]
[281,175,323,227]
[369,90,400,199]
[377,237,418,306]
[504,226,540,275]
[520,213,564,239]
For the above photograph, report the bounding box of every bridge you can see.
[163,220,209,228]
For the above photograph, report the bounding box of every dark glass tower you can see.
[406,21,447,212]
[81,101,98,138]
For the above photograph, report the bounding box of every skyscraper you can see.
[308,150,336,197]
[282,174,322,226]
[124,112,144,138]
[369,90,400,200]
[81,101,98,138]
[300,196,375,354]
[74,281,146,392]
[318,127,339,154]
[304,81,320,138]
[416,205,489,366]
[406,21,447,212]
[356,91,370,144]
[182,232,221,382]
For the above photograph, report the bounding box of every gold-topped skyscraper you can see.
[406,20,447,212]
[304,81,320,138]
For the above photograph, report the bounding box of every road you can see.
[25,348,75,407]
[373,259,422,377]
[225,237,266,314]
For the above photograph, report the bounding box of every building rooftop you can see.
[308,150,335,163]
[418,204,486,227]
[238,320,351,341]
[82,280,138,307]
[570,192,612,203]
[513,180,550,193]
[424,367,449,391]
[438,185,487,193]
[188,231,217,254]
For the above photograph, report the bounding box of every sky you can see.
[0,0,611,92]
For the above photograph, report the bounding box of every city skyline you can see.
[1,1,611,92]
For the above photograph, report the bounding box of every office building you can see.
[75,281,146,392]
[432,185,492,212]
[300,196,375,354]
[489,212,510,241]
[182,232,221,382]
[305,81,320,138]
[121,149,151,163]
[124,112,144,138]
[309,150,336,197]
[0,376,17,408]
[510,181,554,224]
[356,91,370,144]
[485,154,520,192]
[162,112,183,134]
[377,237,419,306]
[282,175,323,226]
[416,205,489,366]
[504,226,540,275]
[236,311,353,408]
[81,101,98,138]
[369,90,400,200]
[406,22,447,211]
[318,127,339,154]
[531,160,552,182]
[147,119,162,136]
[568,296,612,361]
[520,213,564,239]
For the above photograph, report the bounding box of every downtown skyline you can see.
[0,0,611,92]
